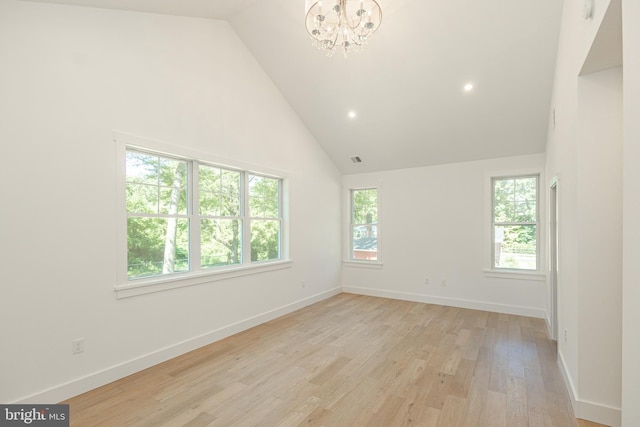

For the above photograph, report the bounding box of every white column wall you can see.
[576,67,622,413]
[621,0,640,424]
[545,0,624,424]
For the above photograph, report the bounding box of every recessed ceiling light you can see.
[348,111,357,119]
[464,83,474,92]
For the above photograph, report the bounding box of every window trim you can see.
[114,260,293,298]
[483,169,545,279]
[115,132,291,298]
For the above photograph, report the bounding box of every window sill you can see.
[343,260,384,269]
[483,269,546,281]
[115,260,293,299]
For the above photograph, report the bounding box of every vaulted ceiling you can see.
[23,0,564,174]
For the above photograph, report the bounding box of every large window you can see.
[350,188,378,261]
[125,148,283,281]
[492,175,538,270]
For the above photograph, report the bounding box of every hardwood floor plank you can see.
[506,375,529,427]
[271,396,320,427]
[435,394,466,427]
[460,376,490,426]
[479,390,507,427]
[62,294,609,427]
[449,358,475,398]
[180,412,215,427]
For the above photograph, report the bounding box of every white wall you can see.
[576,67,622,413]
[0,0,342,403]
[343,154,547,317]
[545,0,623,424]
[622,0,640,424]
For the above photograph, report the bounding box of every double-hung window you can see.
[492,175,538,270]
[350,188,378,261]
[248,174,282,262]
[198,165,242,268]
[126,151,190,277]
[124,146,284,283]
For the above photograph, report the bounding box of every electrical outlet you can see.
[424,278,429,285]
[564,329,568,343]
[440,279,447,287]
[72,338,85,355]
[301,281,306,288]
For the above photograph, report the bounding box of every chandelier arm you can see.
[349,7,365,30]
[317,19,336,33]
[332,27,341,47]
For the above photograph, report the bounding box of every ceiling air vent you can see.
[350,156,362,163]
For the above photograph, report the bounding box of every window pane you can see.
[353,189,378,224]
[126,151,158,185]
[201,219,241,267]
[158,159,188,215]
[250,219,280,262]
[159,186,187,215]
[126,151,159,214]
[249,175,279,218]
[220,169,241,216]
[514,177,537,222]
[126,151,187,215]
[494,225,536,270]
[494,179,515,223]
[494,177,536,223]
[199,165,241,217]
[127,217,189,279]
[126,183,158,214]
[352,225,378,261]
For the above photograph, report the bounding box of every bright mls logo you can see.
[0,405,69,426]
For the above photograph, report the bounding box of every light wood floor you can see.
[63,294,608,427]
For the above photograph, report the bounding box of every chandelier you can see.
[304,0,383,57]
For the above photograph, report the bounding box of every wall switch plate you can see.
[72,338,85,354]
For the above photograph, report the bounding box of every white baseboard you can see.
[558,349,622,427]
[342,286,546,318]
[13,287,341,405]
[545,314,553,339]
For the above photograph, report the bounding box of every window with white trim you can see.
[492,175,538,270]
[248,174,282,262]
[125,148,283,281]
[350,188,378,261]
[198,164,242,268]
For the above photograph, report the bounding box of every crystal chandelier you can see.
[305,0,383,57]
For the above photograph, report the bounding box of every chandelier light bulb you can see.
[305,0,383,57]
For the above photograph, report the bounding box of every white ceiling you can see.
[21,0,258,19]
[23,0,564,174]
